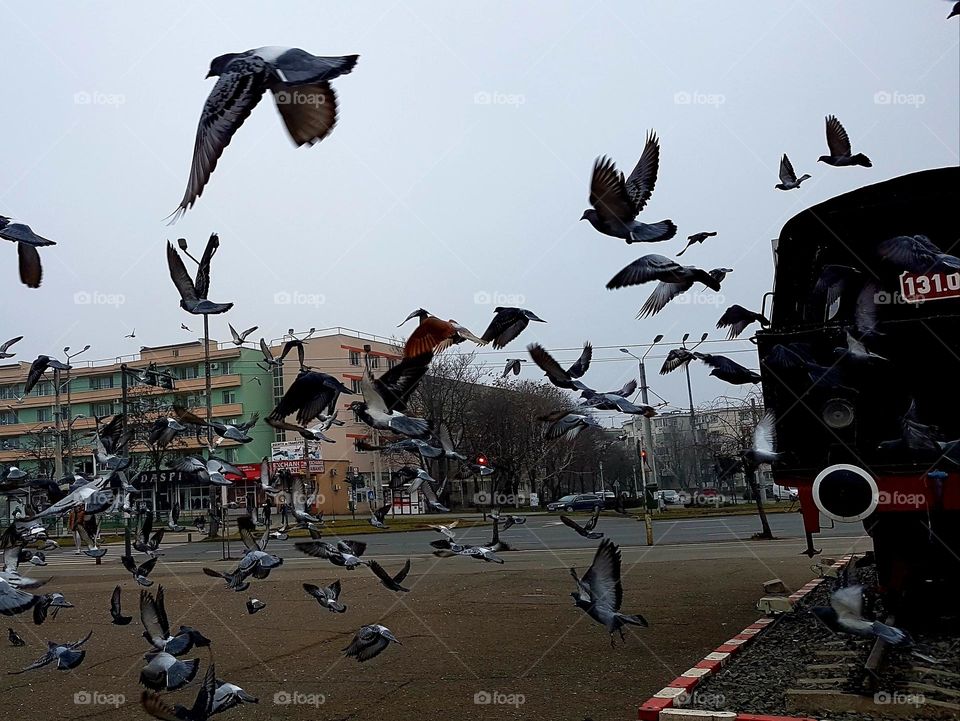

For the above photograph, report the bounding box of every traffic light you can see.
[640,449,648,463]
[477,455,488,466]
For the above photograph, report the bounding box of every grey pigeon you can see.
[812,585,908,645]
[303,580,346,613]
[0,216,56,288]
[122,555,158,587]
[348,357,432,439]
[607,254,722,294]
[560,506,603,540]
[32,592,73,625]
[343,624,401,662]
[818,115,871,167]
[212,678,258,714]
[877,235,959,274]
[111,585,133,625]
[140,651,200,691]
[140,586,197,656]
[695,353,761,385]
[8,627,25,646]
[166,234,233,314]
[570,539,647,643]
[141,661,217,721]
[775,153,810,190]
[502,358,524,377]
[295,539,367,570]
[0,336,23,359]
[716,305,770,339]
[227,323,258,346]
[246,598,266,614]
[635,266,730,318]
[23,355,69,396]
[540,410,602,441]
[659,348,698,375]
[676,231,717,256]
[834,330,887,364]
[170,48,359,221]
[368,502,391,529]
[365,558,411,592]
[528,342,592,391]
[9,630,92,673]
[742,413,780,468]
[481,307,546,349]
[581,132,676,243]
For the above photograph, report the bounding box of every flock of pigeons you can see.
[2,21,958,717]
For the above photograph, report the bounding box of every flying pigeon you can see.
[349,354,433,439]
[9,630,92,673]
[818,115,872,167]
[303,580,346,613]
[295,539,367,570]
[607,254,722,295]
[368,502,391,529]
[111,585,133,625]
[0,336,23,359]
[212,678,259,715]
[775,154,810,190]
[676,231,717,256]
[0,216,56,288]
[742,413,780,469]
[481,307,546,349]
[122,554,159,587]
[365,558,411,592]
[33,592,73,625]
[560,506,603,539]
[581,131,676,243]
[877,235,959,274]
[812,585,908,645]
[8,627,25,646]
[540,410,602,440]
[169,48,359,221]
[246,598,266,614]
[140,652,200,692]
[502,358,524,377]
[227,323,258,346]
[343,624,401,662]
[660,348,698,375]
[166,234,233,314]
[695,353,761,385]
[148,417,187,449]
[140,586,198,656]
[528,342,592,390]
[400,309,486,358]
[141,661,217,721]
[23,355,69,396]
[267,371,353,431]
[570,539,647,642]
[716,305,770,339]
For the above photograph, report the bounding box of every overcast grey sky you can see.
[1,1,957,413]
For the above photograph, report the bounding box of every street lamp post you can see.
[63,345,91,475]
[680,333,708,487]
[620,335,663,547]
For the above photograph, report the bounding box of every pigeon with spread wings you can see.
[166,234,233,314]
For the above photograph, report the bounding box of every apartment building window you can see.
[369,355,380,370]
[36,408,51,423]
[33,381,53,397]
[353,438,367,453]
[89,375,114,390]
[388,358,397,369]
[222,391,237,404]
[92,402,115,417]
[178,366,199,380]
[350,379,361,394]
[0,437,20,450]
[217,361,232,375]
[0,410,17,425]
[349,350,360,366]
[0,384,23,400]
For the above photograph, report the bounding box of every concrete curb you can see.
[638,555,853,721]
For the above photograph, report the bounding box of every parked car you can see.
[657,489,680,505]
[547,493,603,512]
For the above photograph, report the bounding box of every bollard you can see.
[187,533,192,543]
[644,512,654,546]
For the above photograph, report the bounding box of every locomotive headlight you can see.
[821,398,855,429]
[812,464,878,523]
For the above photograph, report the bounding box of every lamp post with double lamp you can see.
[680,332,708,488]
[62,345,91,475]
[620,334,663,547]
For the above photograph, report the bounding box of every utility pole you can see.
[63,344,90,474]
[680,333,708,487]
[52,368,63,479]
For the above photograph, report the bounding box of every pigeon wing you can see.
[624,131,661,213]
[589,156,635,225]
[825,115,852,156]
[17,243,42,288]
[272,81,338,146]
[582,539,624,613]
[778,154,797,184]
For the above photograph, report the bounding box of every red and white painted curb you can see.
[638,556,852,721]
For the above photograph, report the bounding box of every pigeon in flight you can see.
[877,235,959,274]
[489,509,527,531]
[570,539,647,643]
[168,456,241,486]
[527,342,592,391]
[949,1,960,18]
[818,115,872,167]
[0,336,23,359]
[399,309,486,358]
[8,627,25,646]
[540,410,602,441]
[581,131,676,243]
[775,154,810,190]
[676,231,717,256]
[133,512,166,557]
[343,624,401,662]
[660,348,698,375]
[295,539,368,569]
[695,353,761,385]
[502,358,524,377]
[111,585,133,625]
[227,323,258,346]
[246,598,266,614]
[428,520,459,540]
[607,254,722,294]
[140,652,200,692]
[208,413,259,444]
[140,586,197,656]
[303,580,346,613]
[834,330,886,364]
[560,506,603,539]
[368,502,391,530]
[122,555,159,587]
[481,307,546,349]
[166,234,233,314]
[169,48,359,221]
[716,305,770,339]
[0,216,56,288]
[23,355,70,396]
[9,630,92,673]
[366,558,411,592]
[636,266,731,318]
[126,329,136,338]
[147,417,187,450]
[581,389,655,417]
[349,355,433,439]
[742,413,780,469]
[812,585,908,645]
[141,660,217,721]
[180,323,191,331]
[212,679,259,715]
[267,371,353,433]
[32,592,73,626]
